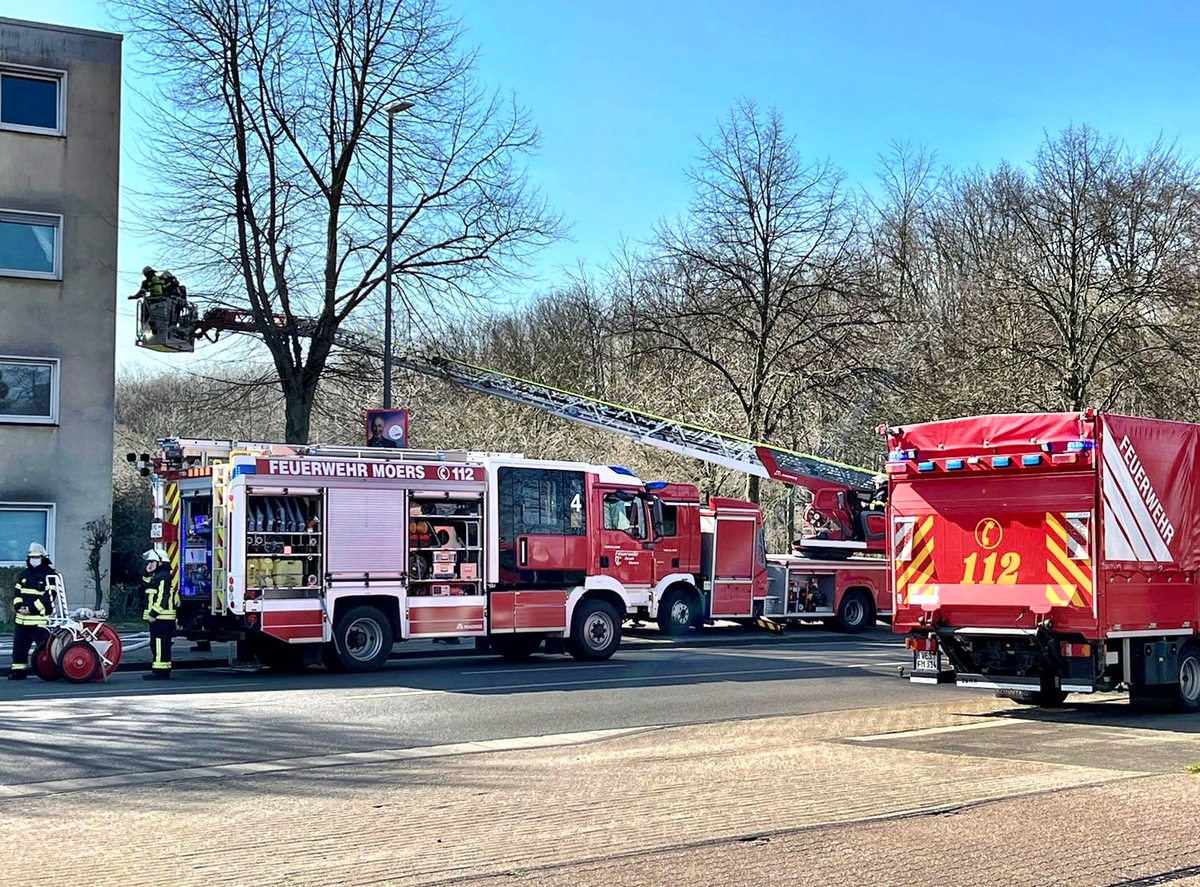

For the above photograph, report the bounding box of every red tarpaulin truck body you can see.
[888,411,1200,711]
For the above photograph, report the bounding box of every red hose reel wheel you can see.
[31,638,61,681]
[58,640,101,683]
[83,621,122,679]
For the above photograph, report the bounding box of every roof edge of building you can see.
[0,16,123,42]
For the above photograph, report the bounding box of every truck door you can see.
[596,487,656,587]
[709,510,759,618]
[650,500,687,581]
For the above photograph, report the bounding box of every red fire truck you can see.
[132,299,890,635]
[889,410,1200,711]
[130,438,767,670]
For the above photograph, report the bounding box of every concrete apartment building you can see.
[0,18,121,602]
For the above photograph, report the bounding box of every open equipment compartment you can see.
[244,492,324,597]
[407,491,484,596]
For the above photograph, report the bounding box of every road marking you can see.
[847,719,1022,742]
[0,725,662,800]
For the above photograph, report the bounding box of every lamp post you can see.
[383,98,414,408]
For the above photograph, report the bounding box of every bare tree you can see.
[114,0,561,441]
[637,100,875,501]
[947,126,1200,411]
[81,517,112,609]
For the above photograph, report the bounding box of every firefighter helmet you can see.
[27,542,47,558]
[873,473,887,488]
[142,266,154,276]
[143,547,168,564]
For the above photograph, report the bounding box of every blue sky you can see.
[8,0,1200,369]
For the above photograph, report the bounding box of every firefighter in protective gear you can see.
[141,548,178,680]
[9,543,55,680]
[131,267,189,345]
[867,473,888,511]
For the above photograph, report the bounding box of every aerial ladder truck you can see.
[132,290,889,632]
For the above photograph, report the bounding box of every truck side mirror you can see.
[649,497,665,542]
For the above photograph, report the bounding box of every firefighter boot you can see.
[142,670,170,681]
[7,669,27,681]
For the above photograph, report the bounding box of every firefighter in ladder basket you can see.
[141,548,178,680]
[130,267,192,350]
[8,543,55,681]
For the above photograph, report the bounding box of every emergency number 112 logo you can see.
[962,518,1020,584]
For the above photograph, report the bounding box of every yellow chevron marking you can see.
[1046,537,1093,594]
[1045,583,1070,606]
[1045,560,1085,607]
[897,544,935,589]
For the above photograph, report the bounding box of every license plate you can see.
[915,650,939,672]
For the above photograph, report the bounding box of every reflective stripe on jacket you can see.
[142,566,179,621]
[14,564,54,625]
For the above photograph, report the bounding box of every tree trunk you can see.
[746,473,761,504]
[282,372,319,444]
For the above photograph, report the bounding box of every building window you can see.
[0,211,62,279]
[0,356,59,424]
[0,503,55,567]
[0,67,64,135]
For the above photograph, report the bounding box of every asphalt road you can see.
[0,625,953,787]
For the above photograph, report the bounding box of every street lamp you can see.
[383,98,414,409]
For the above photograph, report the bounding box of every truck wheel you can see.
[657,587,698,636]
[489,634,543,661]
[1172,644,1200,713]
[329,605,394,673]
[834,590,874,633]
[567,599,622,661]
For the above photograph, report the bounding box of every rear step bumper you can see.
[954,673,1095,694]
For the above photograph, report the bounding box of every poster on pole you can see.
[365,409,409,449]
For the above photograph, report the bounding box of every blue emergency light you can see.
[1022,454,1043,466]
[918,461,936,472]
[946,459,964,470]
[992,456,1012,468]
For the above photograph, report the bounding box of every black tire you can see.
[995,688,1068,707]
[834,590,874,633]
[489,634,543,661]
[657,586,699,636]
[567,599,622,661]
[328,605,394,673]
[1171,643,1200,713]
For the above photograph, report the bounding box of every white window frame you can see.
[0,355,60,424]
[0,64,67,137]
[0,210,63,280]
[0,502,55,567]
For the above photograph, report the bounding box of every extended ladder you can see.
[160,308,876,493]
[374,351,876,492]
